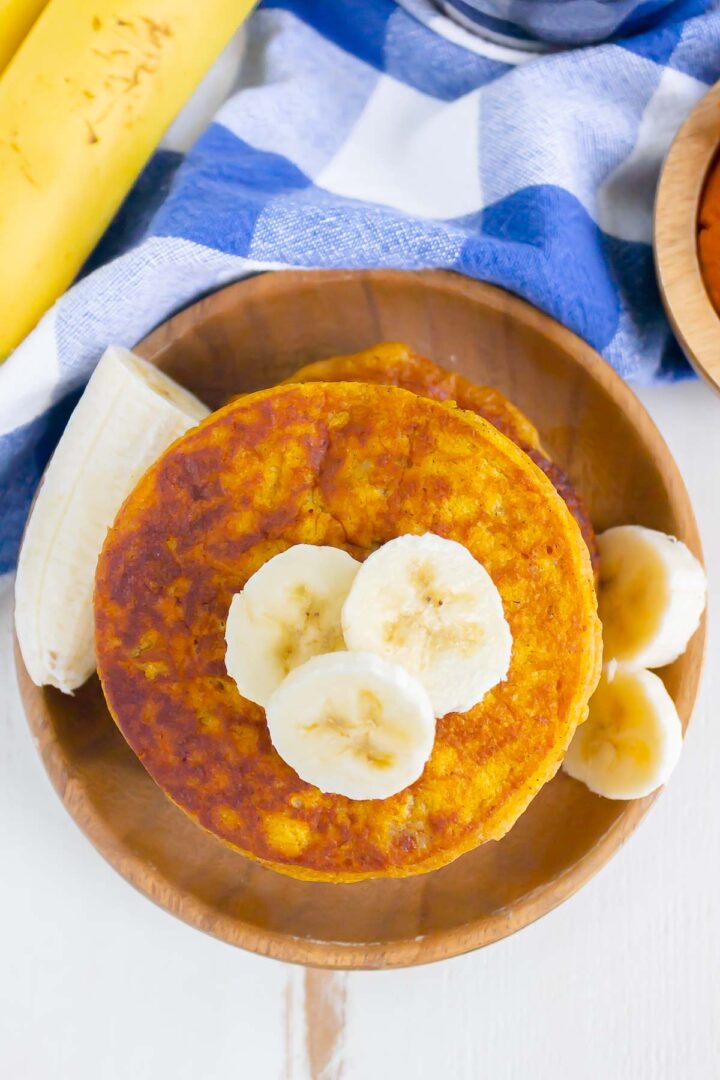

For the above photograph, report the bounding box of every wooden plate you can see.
[15,269,704,969]
[655,78,720,392]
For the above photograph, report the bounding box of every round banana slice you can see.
[341,532,512,718]
[563,663,683,800]
[266,652,436,800]
[225,545,361,707]
[598,525,706,669]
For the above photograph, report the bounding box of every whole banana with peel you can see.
[0,0,255,361]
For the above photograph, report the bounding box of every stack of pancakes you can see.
[95,343,601,882]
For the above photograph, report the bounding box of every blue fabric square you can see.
[150,125,311,257]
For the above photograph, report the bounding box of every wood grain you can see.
[14,269,705,969]
[283,969,346,1079]
[303,971,346,1080]
[655,79,720,393]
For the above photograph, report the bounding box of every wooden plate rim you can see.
[655,78,720,394]
[15,268,705,969]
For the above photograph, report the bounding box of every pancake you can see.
[284,341,543,449]
[95,382,601,883]
[286,343,599,576]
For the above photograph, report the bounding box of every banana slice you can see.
[341,532,512,718]
[15,346,209,693]
[598,525,706,669]
[563,663,683,800]
[265,651,435,800]
[225,545,361,707]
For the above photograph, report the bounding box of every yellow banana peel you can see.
[0,0,49,74]
[0,0,255,360]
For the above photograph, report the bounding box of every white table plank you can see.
[2,380,718,1080]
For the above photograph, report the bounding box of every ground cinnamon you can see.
[697,156,720,312]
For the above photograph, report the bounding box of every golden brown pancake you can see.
[95,382,601,882]
[284,341,543,449]
[287,343,599,576]
[523,448,599,578]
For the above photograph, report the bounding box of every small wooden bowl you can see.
[655,79,720,391]
[15,269,704,969]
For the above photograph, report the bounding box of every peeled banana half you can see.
[15,346,209,692]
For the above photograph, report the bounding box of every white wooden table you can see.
[2,379,718,1080]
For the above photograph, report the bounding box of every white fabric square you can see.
[317,75,483,219]
[597,65,707,243]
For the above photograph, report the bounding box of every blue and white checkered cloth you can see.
[2,0,720,574]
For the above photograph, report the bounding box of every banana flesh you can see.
[265,651,436,800]
[224,544,361,707]
[342,532,512,717]
[223,532,512,797]
[15,346,209,692]
[598,525,705,669]
[564,663,683,800]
